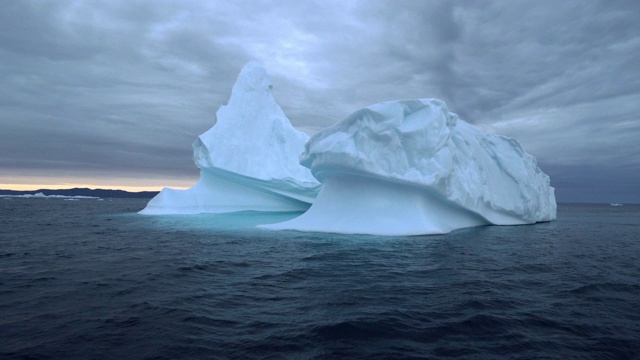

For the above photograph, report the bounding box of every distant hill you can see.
[0,188,159,198]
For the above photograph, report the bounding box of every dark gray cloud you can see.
[1,0,638,201]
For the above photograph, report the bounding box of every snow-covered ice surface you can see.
[140,62,319,215]
[265,99,557,235]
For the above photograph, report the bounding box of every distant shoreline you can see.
[0,188,158,199]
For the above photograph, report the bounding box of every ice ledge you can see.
[261,172,490,236]
[140,167,314,215]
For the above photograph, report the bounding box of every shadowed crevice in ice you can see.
[140,62,320,215]
[264,99,557,236]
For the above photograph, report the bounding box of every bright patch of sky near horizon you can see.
[1,0,639,202]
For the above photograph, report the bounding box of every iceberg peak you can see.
[140,61,320,215]
[230,60,272,94]
[193,61,315,183]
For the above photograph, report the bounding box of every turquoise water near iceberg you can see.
[1,198,639,359]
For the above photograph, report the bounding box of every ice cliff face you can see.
[264,99,557,235]
[140,62,320,215]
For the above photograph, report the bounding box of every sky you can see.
[1,0,639,203]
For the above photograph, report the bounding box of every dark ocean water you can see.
[1,198,639,359]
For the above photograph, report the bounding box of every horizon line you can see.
[0,184,185,192]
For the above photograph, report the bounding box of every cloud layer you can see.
[1,0,639,201]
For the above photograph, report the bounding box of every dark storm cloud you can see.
[0,0,248,182]
[1,0,639,201]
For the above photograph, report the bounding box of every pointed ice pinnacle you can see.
[140,61,320,215]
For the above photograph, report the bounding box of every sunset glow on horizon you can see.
[0,178,194,192]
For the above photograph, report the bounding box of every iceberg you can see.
[264,99,557,235]
[140,62,320,215]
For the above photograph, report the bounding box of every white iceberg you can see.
[264,99,557,235]
[140,62,320,215]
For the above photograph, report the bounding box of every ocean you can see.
[1,198,639,359]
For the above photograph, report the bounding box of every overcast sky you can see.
[1,0,639,202]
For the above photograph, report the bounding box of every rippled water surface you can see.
[1,199,639,359]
